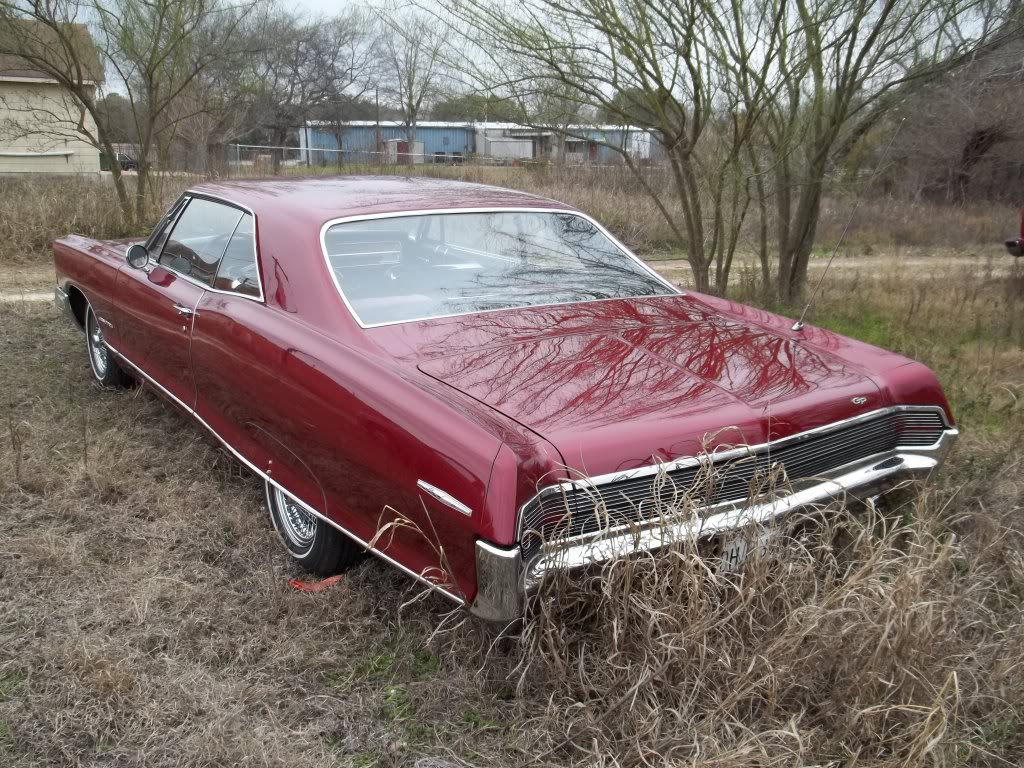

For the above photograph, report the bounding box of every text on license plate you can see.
[718,528,778,572]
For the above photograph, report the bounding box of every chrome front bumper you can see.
[469,429,958,622]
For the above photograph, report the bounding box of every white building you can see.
[0,25,102,175]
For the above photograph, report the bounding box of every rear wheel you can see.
[85,305,129,387]
[265,482,361,575]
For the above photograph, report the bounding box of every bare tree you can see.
[0,0,259,224]
[248,8,376,164]
[430,0,786,293]
[433,0,1011,298]
[379,10,445,150]
[757,0,1015,301]
[888,35,1024,204]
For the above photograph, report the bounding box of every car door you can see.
[189,212,330,511]
[115,197,244,409]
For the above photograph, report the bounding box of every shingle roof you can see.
[0,21,102,83]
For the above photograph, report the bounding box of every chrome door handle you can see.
[173,303,195,316]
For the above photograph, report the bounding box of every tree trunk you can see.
[272,127,288,174]
[777,181,824,303]
[135,162,149,227]
[746,145,771,289]
[776,145,828,304]
[98,133,134,226]
[690,259,711,293]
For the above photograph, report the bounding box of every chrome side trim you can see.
[103,341,465,607]
[318,207,681,329]
[516,405,954,541]
[417,480,473,516]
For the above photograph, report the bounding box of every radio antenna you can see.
[791,118,905,333]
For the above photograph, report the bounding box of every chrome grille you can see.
[518,409,947,560]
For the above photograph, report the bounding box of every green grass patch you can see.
[0,671,25,702]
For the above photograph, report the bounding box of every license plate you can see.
[718,528,777,572]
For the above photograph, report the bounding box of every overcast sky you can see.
[291,0,371,15]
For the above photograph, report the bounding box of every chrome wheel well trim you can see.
[515,404,956,543]
[83,297,108,380]
[102,340,465,607]
[265,483,316,556]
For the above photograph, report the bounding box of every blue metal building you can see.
[299,120,658,164]
[301,121,475,161]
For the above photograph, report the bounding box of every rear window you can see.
[323,211,674,326]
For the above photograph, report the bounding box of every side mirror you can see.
[126,243,149,269]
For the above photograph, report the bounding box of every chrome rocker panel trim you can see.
[471,425,958,623]
[99,340,465,608]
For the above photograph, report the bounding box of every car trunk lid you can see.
[413,299,884,476]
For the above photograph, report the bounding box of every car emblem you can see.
[851,396,868,405]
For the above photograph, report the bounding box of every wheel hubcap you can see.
[89,314,109,377]
[274,488,316,548]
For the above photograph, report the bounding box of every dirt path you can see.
[0,291,50,303]
[0,264,55,301]
[2,250,1018,303]
[650,250,1021,281]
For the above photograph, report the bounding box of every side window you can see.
[159,198,243,286]
[148,195,190,256]
[213,214,261,298]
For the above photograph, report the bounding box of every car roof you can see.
[187,175,577,227]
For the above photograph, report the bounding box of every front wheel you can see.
[85,305,129,387]
[265,482,361,575]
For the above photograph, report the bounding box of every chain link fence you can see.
[222,143,660,178]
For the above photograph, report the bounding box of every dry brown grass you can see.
[0,176,190,267]
[814,196,1018,250]
[4,171,1014,270]
[516,494,1024,766]
[1,174,1023,766]
[2,253,1023,766]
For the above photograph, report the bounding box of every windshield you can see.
[322,210,676,326]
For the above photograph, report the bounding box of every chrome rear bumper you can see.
[469,428,958,623]
[55,286,74,322]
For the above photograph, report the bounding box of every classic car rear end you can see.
[326,206,958,621]
[53,177,958,625]
[369,295,957,619]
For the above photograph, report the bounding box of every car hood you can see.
[399,296,890,477]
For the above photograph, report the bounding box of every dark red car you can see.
[53,177,958,621]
